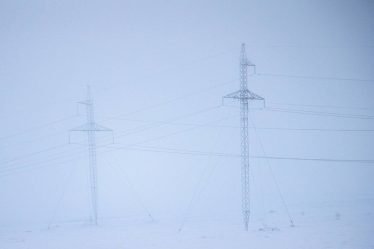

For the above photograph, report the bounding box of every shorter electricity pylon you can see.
[70,86,113,225]
[223,43,264,231]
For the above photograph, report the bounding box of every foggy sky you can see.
[0,0,374,227]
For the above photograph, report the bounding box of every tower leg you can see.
[241,99,250,231]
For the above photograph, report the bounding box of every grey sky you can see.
[0,0,373,227]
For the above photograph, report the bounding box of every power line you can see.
[0,109,226,175]
[0,152,85,178]
[108,115,233,154]
[2,130,69,147]
[0,146,86,175]
[3,108,373,177]
[251,155,374,164]
[249,114,295,227]
[178,158,217,232]
[111,105,224,142]
[2,102,374,177]
[257,73,374,83]
[0,115,78,141]
[4,117,372,175]
[109,117,374,132]
[98,143,374,165]
[47,161,78,229]
[0,132,112,175]
[0,77,235,144]
[102,144,239,158]
[103,80,236,121]
[268,101,374,112]
[264,107,374,120]
[250,127,374,132]
[97,48,237,94]
[0,143,69,166]
[109,161,155,222]
[0,105,223,173]
[3,137,374,178]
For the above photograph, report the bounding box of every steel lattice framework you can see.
[224,43,264,231]
[70,86,112,225]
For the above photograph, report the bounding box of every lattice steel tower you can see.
[70,86,112,225]
[223,43,264,231]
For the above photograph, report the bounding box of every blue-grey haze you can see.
[0,0,373,231]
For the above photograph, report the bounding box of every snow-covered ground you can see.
[1,199,373,249]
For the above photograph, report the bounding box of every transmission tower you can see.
[223,43,264,231]
[70,86,112,225]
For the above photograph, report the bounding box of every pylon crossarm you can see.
[223,90,242,100]
[223,90,264,101]
[70,123,112,132]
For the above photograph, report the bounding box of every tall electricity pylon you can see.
[223,43,264,231]
[70,86,112,225]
